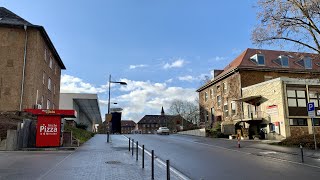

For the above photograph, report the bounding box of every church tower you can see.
[161,106,165,116]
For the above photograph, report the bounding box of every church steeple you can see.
[161,106,165,116]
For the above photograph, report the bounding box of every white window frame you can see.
[223,82,228,94]
[48,78,52,91]
[43,72,46,85]
[47,99,50,109]
[210,88,214,99]
[49,56,53,69]
[44,48,47,62]
[231,101,236,115]
[204,92,208,102]
[217,95,221,107]
[250,54,265,66]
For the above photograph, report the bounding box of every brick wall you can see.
[0,26,62,111]
[290,126,309,137]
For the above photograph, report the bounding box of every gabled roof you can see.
[0,7,32,26]
[197,48,320,92]
[0,7,66,69]
[121,120,136,127]
[137,115,183,124]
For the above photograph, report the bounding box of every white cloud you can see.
[163,58,185,69]
[60,74,198,123]
[178,75,197,82]
[116,79,197,121]
[165,78,173,83]
[60,74,107,93]
[129,64,148,69]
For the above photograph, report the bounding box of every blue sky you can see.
[1,0,258,122]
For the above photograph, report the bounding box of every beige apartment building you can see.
[0,7,66,111]
[240,77,320,140]
[197,48,320,138]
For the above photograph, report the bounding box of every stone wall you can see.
[290,126,309,137]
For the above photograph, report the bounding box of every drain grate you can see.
[106,161,121,164]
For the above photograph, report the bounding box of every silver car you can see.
[157,127,170,135]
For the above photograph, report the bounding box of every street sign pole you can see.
[307,102,317,150]
[311,117,317,151]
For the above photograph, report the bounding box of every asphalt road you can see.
[125,134,320,180]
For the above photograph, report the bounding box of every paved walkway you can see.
[41,134,182,180]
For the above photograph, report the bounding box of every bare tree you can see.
[169,99,200,125]
[252,0,320,53]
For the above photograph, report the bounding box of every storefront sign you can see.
[36,116,61,147]
[266,105,278,116]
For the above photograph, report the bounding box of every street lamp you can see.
[108,74,127,114]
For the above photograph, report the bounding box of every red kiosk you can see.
[25,109,77,147]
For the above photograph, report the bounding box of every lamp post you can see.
[108,75,127,114]
[107,75,127,135]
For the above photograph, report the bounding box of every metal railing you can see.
[239,111,271,121]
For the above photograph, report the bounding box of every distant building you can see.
[0,7,66,111]
[121,120,136,134]
[137,107,193,134]
[59,93,102,132]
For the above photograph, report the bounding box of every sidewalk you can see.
[41,134,183,180]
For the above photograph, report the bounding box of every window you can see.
[48,78,52,90]
[217,85,220,91]
[44,48,47,62]
[224,103,228,117]
[297,57,312,69]
[287,90,306,107]
[217,96,221,107]
[204,111,208,122]
[309,91,320,107]
[49,56,53,69]
[223,82,227,94]
[275,55,289,67]
[250,54,265,65]
[204,92,208,102]
[47,99,51,109]
[210,89,214,99]
[43,72,46,85]
[210,108,215,122]
[312,119,320,126]
[53,84,56,95]
[52,104,55,109]
[41,96,44,107]
[231,101,236,115]
[289,118,308,126]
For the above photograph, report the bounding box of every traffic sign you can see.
[307,102,315,118]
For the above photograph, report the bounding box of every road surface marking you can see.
[123,135,191,180]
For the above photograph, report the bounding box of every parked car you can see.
[157,127,170,135]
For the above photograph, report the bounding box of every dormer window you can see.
[296,57,312,69]
[275,55,289,67]
[250,54,265,65]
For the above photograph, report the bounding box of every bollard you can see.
[166,160,170,180]
[132,139,134,156]
[300,143,304,163]
[129,138,131,151]
[136,141,138,161]
[151,150,154,180]
[107,132,110,143]
[142,145,145,168]
[237,134,241,148]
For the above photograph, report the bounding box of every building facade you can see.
[0,7,65,111]
[137,108,192,134]
[59,93,102,132]
[197,48,320,137]
[240,77,320,139]
[121,120,136,134]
